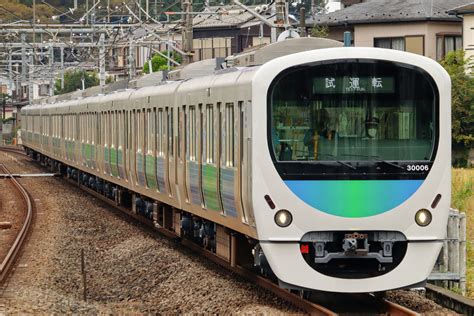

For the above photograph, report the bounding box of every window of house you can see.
[436,34,462,60]
[374,37,405,51]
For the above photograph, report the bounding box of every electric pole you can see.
[275,0,286,38]
[99,33,106,88]
[300,6,306,37]
[60,46,64,90]
[28,53,33,102]
[128,38,135,80]
[49,45,54,96]
[182,0,193,65]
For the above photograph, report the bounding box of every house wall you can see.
[354,21,461,60]
[462,14,474,70]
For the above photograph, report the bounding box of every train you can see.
[21,38,451,294]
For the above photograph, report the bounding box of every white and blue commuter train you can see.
[21,38,451,293]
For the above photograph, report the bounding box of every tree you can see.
[0,0,56,23]
[55,70,99,95]
[142,52,182,74]
[440,50,474,151]
[310,24,329,38]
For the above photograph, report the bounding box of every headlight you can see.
[275,209,292,227]
[415,209,432,227]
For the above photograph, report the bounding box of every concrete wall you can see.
[354,21,461,60]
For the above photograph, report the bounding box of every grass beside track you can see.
[452,168,474,297]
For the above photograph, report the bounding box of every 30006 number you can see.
[406,165,429,172]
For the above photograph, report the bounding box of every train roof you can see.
[23,37,343,112]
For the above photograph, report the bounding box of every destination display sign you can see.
[313,76,395,94]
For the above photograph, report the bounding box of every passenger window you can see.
[168,108,174,156]
[225,103,234,167]
[189,106,196,161]
[157,109,163,156]
[205,105,214,163]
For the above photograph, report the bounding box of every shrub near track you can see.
[452,168,474,297]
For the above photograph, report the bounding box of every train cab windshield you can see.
[268,59,438,180]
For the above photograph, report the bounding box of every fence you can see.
[429,208,467,295]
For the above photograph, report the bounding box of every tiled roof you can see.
[448,1,474,13]
[193,5,272,28]
[307,0,472,26]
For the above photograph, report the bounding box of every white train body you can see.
[21,44,451,293]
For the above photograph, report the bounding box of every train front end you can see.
[251,48,451,293]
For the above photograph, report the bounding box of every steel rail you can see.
[0,163,33,284]
[64,176,422,315]
[63,176,336,315]
[0,146,26,156]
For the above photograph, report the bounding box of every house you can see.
[306,0,472,60]
[448,2,474,68]
[107,5,278,79]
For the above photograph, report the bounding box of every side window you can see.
[225,103,234,167]
[189,106,196,161]
[178,107,181,159]
[168,107,174,156]
[157,109,163,155]
[205,105,214,163]
[137,109,141,152]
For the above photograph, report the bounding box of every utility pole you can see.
[275,0,286,38]
[300,7,306,37]
[33,0,36,54]
[146,0,149,20]
[60,46,64,90]
[28,53,33,102]
[8,50,13,94]
[86,0,89,25]
[107,0,110,23]
[49,45,54,96]
[99,33,106,88]
[128,38,135,80]
[21,33,27,101]
[182,0,193,65]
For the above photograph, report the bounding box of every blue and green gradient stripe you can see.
[284,180,423,218]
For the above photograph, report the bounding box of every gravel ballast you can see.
[0,152,457,314]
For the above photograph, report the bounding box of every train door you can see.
[80,113,85,166]
[186,105,199,205]
[219,102,239,218]
[145,108,157,190]
[104,111,111,175]
[74,113,79,165]
[92,112,98,170]
[156,108,166,195]
[136,109,146,186]
[165,107,173,196]
[238,101,255,225]
[201,104,220,211]
[117,111,126,179]
[111,111,119,178]
[131,109,138,185]
[124,111,133,184]
[177,106,186,204]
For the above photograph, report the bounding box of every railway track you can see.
[66,176,419,316]
[0,146,26,156]
[0,163,33,285]
[0,146,420,314]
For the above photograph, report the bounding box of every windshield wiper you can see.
[373,158,405,170]
[337,160,357,170]
[341,154,406,171]
[318,154,357,170]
